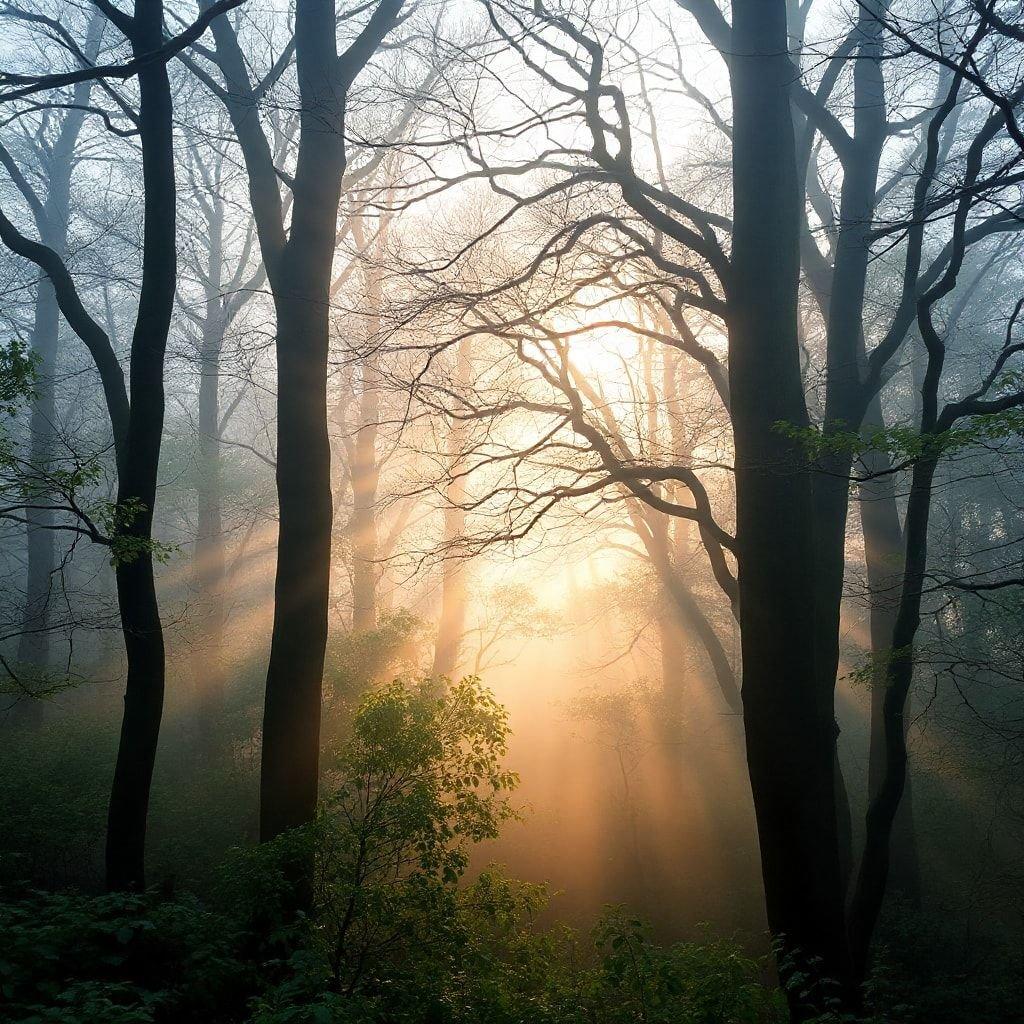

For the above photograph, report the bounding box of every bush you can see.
[0,888,251,1023]
[0,677,786,1024]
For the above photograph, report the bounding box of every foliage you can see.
[323,610,422,703]
[0,678,787,1024]
[586,910,784,1024]
[863,904,1024,1024]
[0,878,788,1024]
[0,714,115,888]
[0,888,251,1023]
[232,675,519,1000]
[774,412,1024,467]
[5,683,1017,1023]
[842,646,913,692]
[319,609,424,751]
[102,497,177,568]
[0,337,38,418]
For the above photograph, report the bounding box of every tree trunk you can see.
[662,570,740,716]
[860,396,922,908]
[432,340,471,679]
[11,25,101,716]
[849,455,937,978]
[258,63,344,839]
[811,2,888,720]
[350,354,379,633]
[729,0,852,1008]
[656,610,688,711]
[432,505,467,680]
[204,0,406,843]
[106,553,166,890]
[260,282,334,841]
[105,9,176,891]
[192,307,228,747]
[13,278,59,714]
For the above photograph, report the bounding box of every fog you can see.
[1,2,1023,1021]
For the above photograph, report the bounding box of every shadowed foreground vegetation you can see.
[2,675,1020,1024]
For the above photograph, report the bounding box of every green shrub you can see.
[0,888,251,1023]
[0,677,812,1024]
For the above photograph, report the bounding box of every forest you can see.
[0,1,1022,1021]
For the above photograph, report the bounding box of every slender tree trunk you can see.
[656,610,688,707]
[187,184,229,747]
[0,6,171,892]
[107,552,166,890]
[432,505,467,679]
[350,354,379,633]
[662,570,740,716]
[729,1,851,1007]
[11,28,101,715]
[105,12,176,891]
[859,401,922,907]
[204,0,406,843]
[811,3,888,717]
[432,340,471,679]
[193,309,228,745]
[849,455,937,977]
[808,0,889,905]
[14,279,59,710]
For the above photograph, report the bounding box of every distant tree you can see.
[0,9,105,720]
[0,0,244,891]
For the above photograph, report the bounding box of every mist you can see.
[1,2,1023,1022]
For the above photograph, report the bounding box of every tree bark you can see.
[199,0,405,842]
[729,0,852,1007]
[859,395,922,908]
[260,197,340,840]
[804,1,889,906]
[849,455,937,977]
[105,3,177,891]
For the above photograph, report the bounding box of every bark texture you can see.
[729,0,852,1007]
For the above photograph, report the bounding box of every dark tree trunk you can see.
[0,6,173,892]
[811,0,888,730]
[849,455,937,978]
[859,396,922,908]
[105,7,176,891]
[258,20,345,836]
[204,0,406,843]
[729,0,852,1008]
[260,249,338,841]
[805,0,889,905]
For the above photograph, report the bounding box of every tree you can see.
[176,121,265,748]
[0,9,105,719]
[187,0,410,841]
[0,0,244,891]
